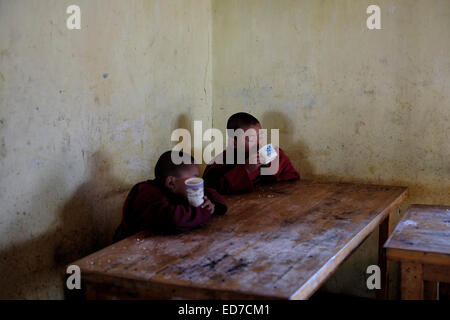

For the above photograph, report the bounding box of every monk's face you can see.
[234,124,263,154]
[166,165,200,197]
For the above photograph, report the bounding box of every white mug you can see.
[259,144,278,165]
[185,177,204,207]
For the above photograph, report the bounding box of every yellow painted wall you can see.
[212,0,450,298]
[1,0,449,299]
[0,0,212,298]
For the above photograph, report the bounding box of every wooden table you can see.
[72,180,407,300]
[384,205,450,300]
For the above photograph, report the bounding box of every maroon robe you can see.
[113,180,227,242]
[203,148,300,194]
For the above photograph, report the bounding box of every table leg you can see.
[376,211,391,300]
[401,262,424,300]
[440,283,450,300]
[424,281,439,300]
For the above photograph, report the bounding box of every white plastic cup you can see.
[185,177,204,207]
[259,144,278,165]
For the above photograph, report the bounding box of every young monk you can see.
[203,112,300,194]
[113,150,227,242]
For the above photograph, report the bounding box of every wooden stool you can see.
[384,205,450,300]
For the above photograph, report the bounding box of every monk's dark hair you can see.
[226,112,260,132]
[154,150,195,184]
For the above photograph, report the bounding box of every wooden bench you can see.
[72,180,407,300]
[384,205,450,300]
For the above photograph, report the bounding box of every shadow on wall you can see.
[0,150,129,299]
[261,111,314,179]
[55,150,129,264]
[174,113,193,135]
[172,113,210,173]
[172,113,192,159]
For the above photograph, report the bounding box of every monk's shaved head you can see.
[154,151,195,184]
[227,112,260,133]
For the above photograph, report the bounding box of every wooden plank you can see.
[423,264,450,283]
[72,180,408,300]
[424,281,439,300]
[401,262,424,300]
[289,202,400,300]
[384,205,450,255]
[386,248,450,266]
[386,205,450,301]
[82,272,280,300]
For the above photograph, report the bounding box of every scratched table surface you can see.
[384,205,450,255]
[73,180,407,300]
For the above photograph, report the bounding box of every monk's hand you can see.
[201,196,215,214]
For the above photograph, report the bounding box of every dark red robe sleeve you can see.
[203,163,255,194]
[113,181,227,241]
[259,148,300,183]
[203,148,300,194]
[134,193,214,233]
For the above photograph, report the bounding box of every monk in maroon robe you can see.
[114,151,227,242]
[203,112,300,194]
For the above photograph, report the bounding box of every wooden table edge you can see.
[80,270,288,300]
[74,185,409,300]
[290,187,408,300]
[386,248,450,299]
[386,247,450,266]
